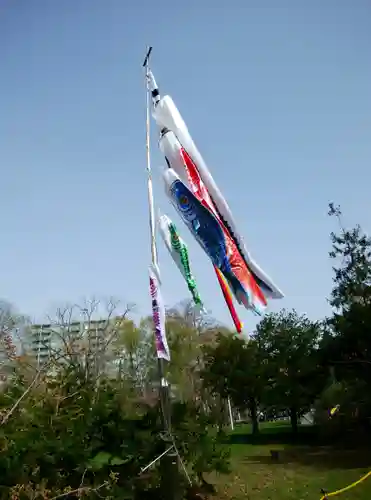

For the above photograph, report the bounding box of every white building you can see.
[30,319,109,368]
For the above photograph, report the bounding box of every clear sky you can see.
[1,0,370,328]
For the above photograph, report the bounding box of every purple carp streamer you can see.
[149,266,170,361]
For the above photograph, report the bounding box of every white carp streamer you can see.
[148,69,284,304]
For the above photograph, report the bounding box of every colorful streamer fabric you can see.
[159,213,203,308]
[149,266,170,361]
[214,266,243,333]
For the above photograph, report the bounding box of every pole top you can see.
[142,46,153,68]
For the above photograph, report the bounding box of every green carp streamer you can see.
[169,222,202,306]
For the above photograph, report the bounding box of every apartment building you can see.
[30,318,109,367]
[30,323,55,367]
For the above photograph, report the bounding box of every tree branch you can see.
[1,368,43,425]
[49,481,109,500]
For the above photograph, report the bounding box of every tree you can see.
[0,299,230,499]
[156,301,220,403]
[320,204,371,426]
[30,298,135,376]
[0,300,29,384]
[202,333,264,435]
[112,318,154,392]
[328,202,371,311]
[167,299,217,333]
[255,310,322,434]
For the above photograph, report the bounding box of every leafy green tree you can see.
[321,204,371,425]
[165,312,203,401]
[328,202,371,311]
[202,333,264,435]
[156,301,219,402]
[0,302,230,499]
[137,307,206,403]
[0,362,164,499]
[255,309,322,434]
[112,318,154,391]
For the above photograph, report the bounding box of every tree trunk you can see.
[129,351,135,380]
[248,397,259,435]
[290,407,298,435]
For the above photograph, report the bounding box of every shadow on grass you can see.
[228,423,371,470]
[243,445,371,470]
[229,423,322,446]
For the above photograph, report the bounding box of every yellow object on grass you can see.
[330,404,340,417]
[320,470,371,499]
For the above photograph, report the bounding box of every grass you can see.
[208,421,371,500]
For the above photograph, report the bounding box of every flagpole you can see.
[143,47,179,500]
[143,47,158,269]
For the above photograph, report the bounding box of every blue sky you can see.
[1,1,370,329]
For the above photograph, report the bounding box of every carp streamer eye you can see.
[179,195,189,207]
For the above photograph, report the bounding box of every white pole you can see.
[227,396,234,431]
[144,48,158,270]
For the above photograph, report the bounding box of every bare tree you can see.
[27,297,135,383]
[166,299,216,333]
[0,300,29,384]
[1,298,136,423]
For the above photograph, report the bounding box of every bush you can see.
[0,363,229,499]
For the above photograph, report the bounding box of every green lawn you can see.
[208,422,371,500]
